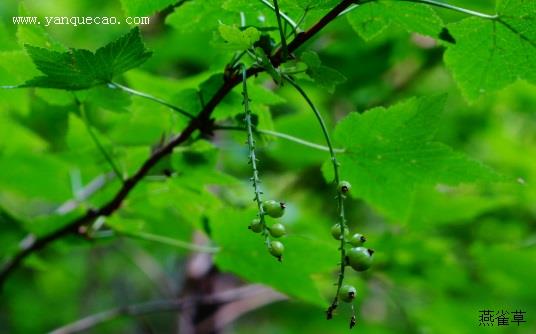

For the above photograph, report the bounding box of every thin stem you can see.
[214,125,345,153]
[241,65,272,252]
[338,4,359,17]
[283,75,347,317]
[272,0,289,60]
[354,0,498,20]
[77,99,124,181]
[290,9,309,38]
[283,77,339,178]
[401,0,498,19]
[108,82,195,119]
[116,230,220,253]
[259,0,302,33]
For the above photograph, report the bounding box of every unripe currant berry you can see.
[349,233,366,247]
[249,218,263,233]
[263,200,286,218]
[269,240,284,260]
[269,223,286,238]
[338,284,357,303]
[331,223,349,240]
[346,247,374,272]
[338,180,351,194]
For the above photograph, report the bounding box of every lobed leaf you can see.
[444,0,536,100]
[323,95,500,219]
[20,28,152,90]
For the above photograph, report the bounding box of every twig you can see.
[56,172,116,215]
[0,0,356,290]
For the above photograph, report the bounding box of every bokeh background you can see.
[1,0,535,333]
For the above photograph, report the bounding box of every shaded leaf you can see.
[444,0,536,100]
[323,95,499,219]
[346,1,443,41]
[21,28,152,90]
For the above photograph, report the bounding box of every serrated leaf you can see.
[346,1,443,41]
[444,0,536,100]
[20,28,152,90]
[323,95,499,219]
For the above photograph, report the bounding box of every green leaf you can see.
[120,0,176,17]
[21,28,152,90]
[217,24,261,51]
[301,51,346,93]
[346,1,443,41]
[444,0,536,100]
[211,208,338,307]
[323,95,499,219]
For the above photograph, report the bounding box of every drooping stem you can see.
[108,82,195,119]
[283,76,348,316]
[214,125,345,153]
[242,65,271,250]
[284,77,339,180]
[272,0,289,60]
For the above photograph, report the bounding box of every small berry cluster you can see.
[249,200,287,260]
[327,181,375,328]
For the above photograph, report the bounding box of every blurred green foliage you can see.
[0,0,535,333]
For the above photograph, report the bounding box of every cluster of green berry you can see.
[249,200,287,261]
[328,181,375,326]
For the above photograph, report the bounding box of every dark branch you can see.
[0,0,355,289]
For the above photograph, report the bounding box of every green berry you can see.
[269,223,286,238]
[349,233,366,247]
[269,240,284,260]
[249,218,263,233]
[263,200,286,218]
[338,284,357,303]
[331,223,349,240]
[347,247,374,272]
[338,180,351,194]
